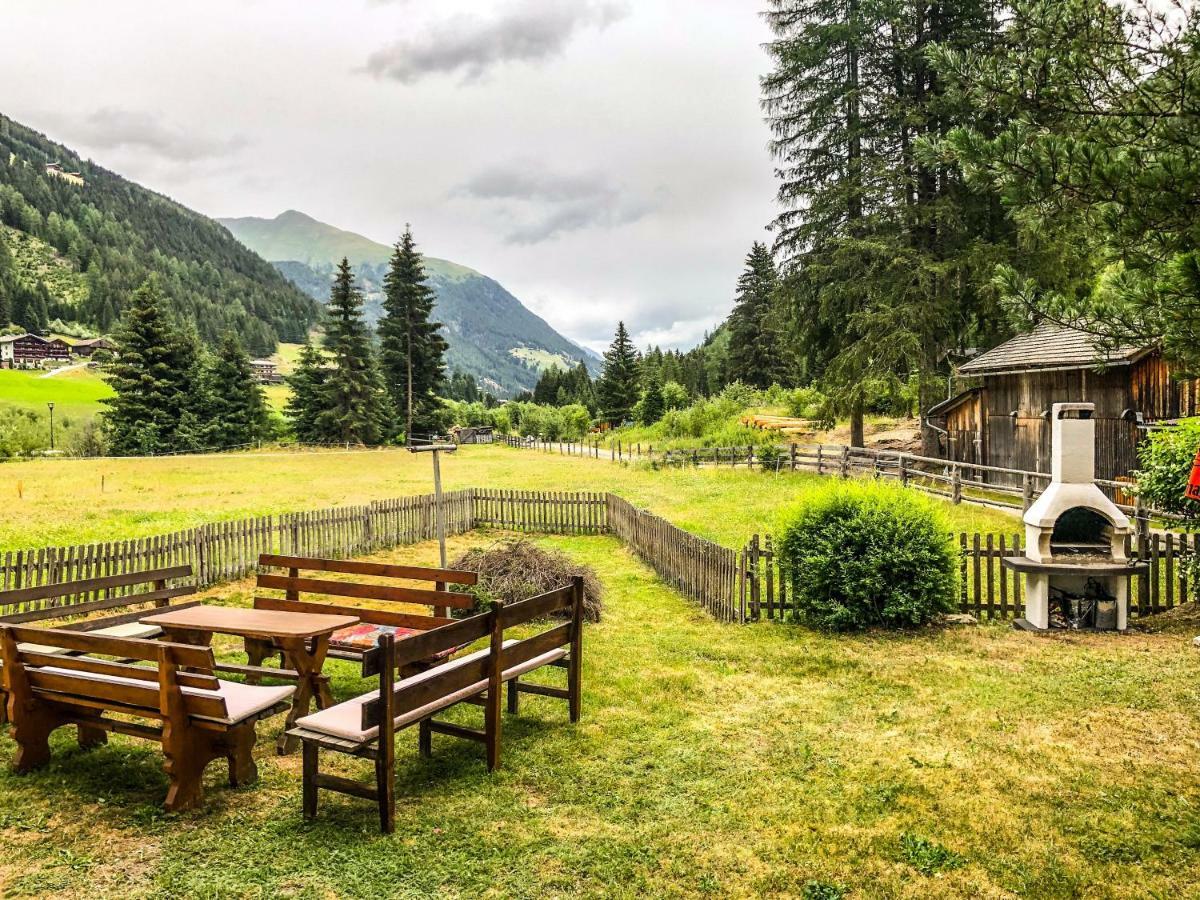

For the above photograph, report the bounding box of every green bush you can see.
[776,482,957,630]
[1134,418,1200,521]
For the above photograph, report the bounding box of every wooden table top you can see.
[142,605,359,640]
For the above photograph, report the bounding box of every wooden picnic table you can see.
[142,605,359,755]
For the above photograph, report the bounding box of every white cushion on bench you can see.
[295,642,568,744]
[39,665,295,726]
[11,623,162,658]
[91,622,163,640]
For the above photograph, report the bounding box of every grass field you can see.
[1,532,1198,898]
[0,444,1016,550]
[0,367,112,418]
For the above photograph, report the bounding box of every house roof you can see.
[926,387,980,418]
[957,322,1152,376]
[0,333,48,345]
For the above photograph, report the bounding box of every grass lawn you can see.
[1,532,1198,898]
[0,367,112,419]
[0,444,1017,549]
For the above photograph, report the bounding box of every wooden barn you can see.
[922,323,1199,482]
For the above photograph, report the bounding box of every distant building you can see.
[251,359,281,384]
[923,322,1200,482]
[0,333,73,369]
[44,162,85,186]
[452,425,494,445]
[71,337,115,358]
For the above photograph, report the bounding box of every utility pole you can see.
[47,402,55,452]
[408,441,458,567]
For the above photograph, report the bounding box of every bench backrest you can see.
[0,625,226,722]
[361,576,584,734]
[0,565,197,627]
[254,554,478,627]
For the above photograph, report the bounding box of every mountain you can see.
[219,210,599,395]
[0,115,318,355]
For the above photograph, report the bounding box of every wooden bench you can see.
[250,554,479,669]
[290,576,584,832]
[0,626,296,810]
[0,565,200,724]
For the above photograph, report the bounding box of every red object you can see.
[1187,448,1200,502]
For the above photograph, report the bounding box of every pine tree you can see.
[726,243,781,389]
[597,321,640,425]
[639,375,665,425]
[285,340,329,443]
[764,0,1011,445]
[102,278,201,455]
[204,332,271,449]
[378,227,448,441]
[0,230,12,325]
[315,259,391,445]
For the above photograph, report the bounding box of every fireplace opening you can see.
[1050,507,1115,561]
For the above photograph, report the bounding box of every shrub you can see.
[1134,418,1200,521]
[449,539,603,622]
[776,482,957,630]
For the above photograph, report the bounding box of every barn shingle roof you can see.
[957,322,1152,376]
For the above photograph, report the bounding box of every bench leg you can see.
[11,706,60,773]
[77,723,108,751]
[163,726,218,812]
[302,741,318,821]
[507,677,520,715]
[375,754,395,834]
[418,718,432,758]
[0,689,8,726]
[568,654,582,724]
[226,724,258,788]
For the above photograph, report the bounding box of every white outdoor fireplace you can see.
[1003,402,1148,631]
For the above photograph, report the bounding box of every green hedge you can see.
[776,482,957,630]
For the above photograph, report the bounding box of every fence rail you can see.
[2,488,1195,627]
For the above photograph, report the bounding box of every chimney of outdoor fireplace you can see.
[1051,403,1095,484]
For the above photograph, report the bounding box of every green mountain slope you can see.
[0,115,319,354]
[219,211,599,395]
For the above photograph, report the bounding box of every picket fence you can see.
[1,489,1194,627]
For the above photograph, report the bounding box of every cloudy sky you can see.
[2,1,778,353]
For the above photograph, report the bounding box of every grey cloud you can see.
[364,0,629,84]
[64,108,248,162]
[455,162,654,244]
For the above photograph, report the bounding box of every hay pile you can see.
[450,539,604,622]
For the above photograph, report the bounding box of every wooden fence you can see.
[742,529,1200,623]
[2,488,1194,627]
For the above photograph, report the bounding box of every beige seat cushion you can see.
[91,622,162,640]
[296,642,568,744]
[39,665,295,726]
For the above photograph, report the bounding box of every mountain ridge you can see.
[219,210,600,395]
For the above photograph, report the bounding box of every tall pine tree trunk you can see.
[850,389,865,448]
[406,325,414,443]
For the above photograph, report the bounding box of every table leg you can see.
[275,635,332,755]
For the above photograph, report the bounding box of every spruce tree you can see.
[726,243,781,389]
[378,226,448,441]
[639,375,665,425]
[285,340,329,443]
[764,0,1011,445]
[102,278,200,455]
[315,259,390,445]
[597,321,640,425]
[204,332,271,449]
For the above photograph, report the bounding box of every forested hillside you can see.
[221,211,599,394]
[0,115,318,354]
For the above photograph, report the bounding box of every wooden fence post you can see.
[899,454,909,487]
[790,444,797,471]
[1022,474,1033,513]
[840,446,850,478]
[817,445,824,475]
[952,466,963,504]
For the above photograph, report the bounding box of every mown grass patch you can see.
[1,533,1198,897]
[0,444,1013,549]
